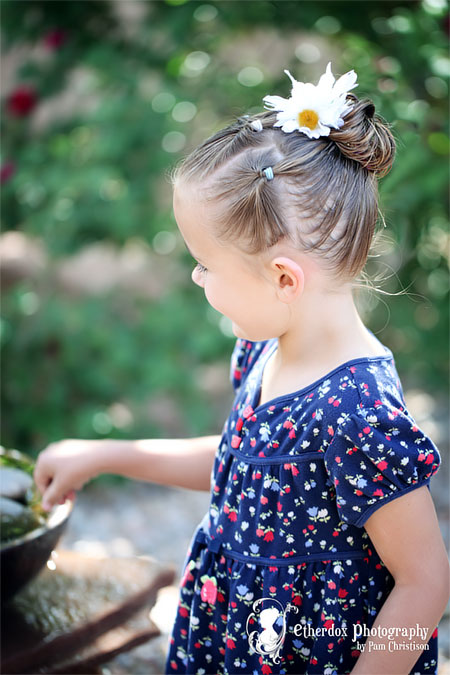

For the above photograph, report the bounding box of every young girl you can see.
[34,63,449,675]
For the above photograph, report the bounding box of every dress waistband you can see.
[194,528,367,567]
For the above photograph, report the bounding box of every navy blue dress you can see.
[165,337,441,675]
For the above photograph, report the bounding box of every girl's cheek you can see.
[204,283,225,315]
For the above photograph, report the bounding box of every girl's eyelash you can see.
[195,263,208,273]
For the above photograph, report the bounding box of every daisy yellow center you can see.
[298,109,319,130]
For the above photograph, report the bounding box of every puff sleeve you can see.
[324,403,441,528]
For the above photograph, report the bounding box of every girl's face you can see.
[173,181,291,342]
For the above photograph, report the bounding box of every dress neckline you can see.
[252,333,393,412]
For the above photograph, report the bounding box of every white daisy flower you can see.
[263,62,358,139]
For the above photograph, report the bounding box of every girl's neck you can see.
[278,287,384,367]
[259,289,386,405]
[270,290,385,381]
[258,287,386,407]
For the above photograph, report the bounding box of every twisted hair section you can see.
[170,96,396,282]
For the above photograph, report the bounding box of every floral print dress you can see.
[165,337,441,675]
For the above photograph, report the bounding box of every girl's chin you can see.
[231,322,278,343]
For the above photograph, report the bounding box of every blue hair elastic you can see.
[261,166,274,181]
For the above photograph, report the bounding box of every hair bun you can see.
[330,95,396,178]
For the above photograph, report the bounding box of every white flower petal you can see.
[263,94,290,111]
[333,70,358,97]
[280,119,300,133]
[317,62,335,91]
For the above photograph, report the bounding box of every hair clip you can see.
[250,119,263,132]
[260,166,274,181]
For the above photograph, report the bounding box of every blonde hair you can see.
[170,94,396,282]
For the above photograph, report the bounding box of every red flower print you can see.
[194,641,201,648]
[283,420,294,429]
[289,429,296,439]
[231,435,241,448]
[291,465,299,476]
[328,426,334,435]
[228,511,237,521]
[363,426,371,434]
[338,588,348,598]
[264,530,274,542]
[323,619,334,629]
[170,660,178,669]
[373,488,384,497]
[260,495,268,505]
[355,489,363,496]
[425,454,434,464]
[261,665,273,674]
[376,460,388,471]
[418,453,426,461]
[179,606,189,618]
[200,575,217,604]
[328,581,336,589]
[6,85,38,117]
[250,438,256,447]
[335,456,341,463]
[269,585,277,593]
[277,501,282,511]
[351,650,361,658]
[256,528,265,537]
[181,560,195,587]
[292,594,302,605]
[236,417,244,431]
[243,405,254,419]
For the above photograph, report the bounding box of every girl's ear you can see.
[269,256,305,303]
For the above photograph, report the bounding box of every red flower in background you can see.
[1,162,15,184]
[6,85,37,117]
[43,28,67,50]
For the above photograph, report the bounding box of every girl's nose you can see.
[191,266,205,288]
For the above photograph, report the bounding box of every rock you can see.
[0,467,33,501]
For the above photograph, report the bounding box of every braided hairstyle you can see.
[170,94,396,282]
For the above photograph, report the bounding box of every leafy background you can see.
[1,0,449,457]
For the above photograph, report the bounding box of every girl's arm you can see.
[350,484,450,674]
[34,435,221,511]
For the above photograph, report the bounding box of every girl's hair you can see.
[170,93,396,282]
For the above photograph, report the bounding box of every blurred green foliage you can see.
[1,0,448,455]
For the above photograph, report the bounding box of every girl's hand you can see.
[34,439,106,511]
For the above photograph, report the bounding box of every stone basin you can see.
[0,447,73,604]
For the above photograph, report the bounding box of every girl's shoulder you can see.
[230,338,275,392]
[339,348,406,410]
